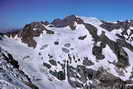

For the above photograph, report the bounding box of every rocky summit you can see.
[0,15,133,89]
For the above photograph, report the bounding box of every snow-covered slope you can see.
[0,15,133,89]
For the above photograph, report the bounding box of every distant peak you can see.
[51,15,84,28]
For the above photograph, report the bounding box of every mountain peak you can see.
[51,15,84,29]
[0,16,133,89]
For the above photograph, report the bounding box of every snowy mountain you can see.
[0,15,133,89]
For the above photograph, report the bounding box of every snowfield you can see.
[0,15,133,89]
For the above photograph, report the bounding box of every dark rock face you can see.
[49,69,66,81]
[100,21,121,31]
[51,15,84,30]
[20,22,46,48]
[54,41,59,45]
[0,48,39,89]
[1,22,54,48]
[57,71,66,80]
[101,20,133,41]
[100,20,133,32]
[37,56,133,89]
[92,44,105,60]
[0,33,3,40]
[67,64,133,89]
[84,23,131,68]
[94,68,127,89]
[78,35,87,40]
[49,59,57,66]
[43,62,51,69]
[19,22,54,48]
[82,57,94,66]
[2,53,19,69]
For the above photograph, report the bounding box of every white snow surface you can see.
[0,16,133,89]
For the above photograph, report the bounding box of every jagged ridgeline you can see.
[0,15,133,89]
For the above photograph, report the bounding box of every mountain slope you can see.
[0,15,133,89]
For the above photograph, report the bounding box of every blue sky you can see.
[0,0,133,31]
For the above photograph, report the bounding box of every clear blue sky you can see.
[0,0,133,31]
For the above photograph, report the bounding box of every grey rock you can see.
[49,59,57,66]
[64,43,71,48]
[62,48,70,53]
[83,57,94,66]
[43,62,51,69]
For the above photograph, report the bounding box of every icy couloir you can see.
[0,15,133,89]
